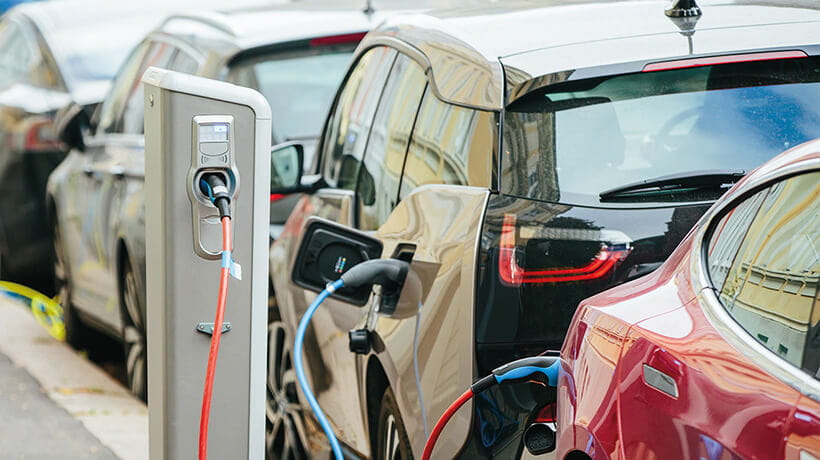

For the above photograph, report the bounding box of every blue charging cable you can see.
[291,258,408,459]
[293,278,346,460]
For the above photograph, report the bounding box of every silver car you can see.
[46,4,377,408]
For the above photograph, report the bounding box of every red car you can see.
[557,139,820,460]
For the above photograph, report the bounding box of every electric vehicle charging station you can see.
[142,67,271,459]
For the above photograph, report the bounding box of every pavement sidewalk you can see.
[0,298,148,460]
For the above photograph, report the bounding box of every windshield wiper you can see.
[599,170,746,202]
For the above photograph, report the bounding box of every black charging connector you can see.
[340,258,408,292]
[199,173,232,219]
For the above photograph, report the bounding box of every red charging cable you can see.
[198,216,232,460]
[421,388,474,460]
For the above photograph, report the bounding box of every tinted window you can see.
[503,58,820,205]
[228,49,353,146]
[321,46,396,189]
[357,54,426,231]
[399,87,495,199]
[708,171,820,375]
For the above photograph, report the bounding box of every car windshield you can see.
[502,56,820,205]
[230,50,353,145]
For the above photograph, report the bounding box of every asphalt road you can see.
[0,352,117,459]
[0,297,148,460]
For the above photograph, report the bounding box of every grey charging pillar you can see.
[143,67,270,459]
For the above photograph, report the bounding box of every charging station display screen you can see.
[199,124,229,142]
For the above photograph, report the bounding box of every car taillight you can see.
[270,193,286,202]
[309,32,366,47]
[498,214,630,286]
[23,117,60,152]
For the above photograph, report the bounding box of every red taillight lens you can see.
[642,50,807,72]
[270,193,286,202]
[309,32,366,47]
[23,117,60,152]
[534,403,556,423]
[499,214,630,286]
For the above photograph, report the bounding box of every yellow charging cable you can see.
[0,281,65,341]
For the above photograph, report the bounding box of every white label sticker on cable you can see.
[221,251,243,280]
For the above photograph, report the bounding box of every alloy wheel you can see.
[121,260,147,401]
[266,321,309,460]
[382,413,400,460]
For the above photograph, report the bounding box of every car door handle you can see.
[107,166,126,179]
[83,166,94,177]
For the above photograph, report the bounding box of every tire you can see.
[120,257,147,402]
[266,321,309,460]
[375,387,414,460]
[52,221,85,348]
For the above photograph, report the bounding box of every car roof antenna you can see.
[666,0,702,54]
[363,0,374,17]
[665,0,702,18]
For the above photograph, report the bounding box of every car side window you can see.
[398,86,495,200]
[167,49,200,76]
[321,46,397,190]
[97,40,175,135]
[119,43,180,135]
[0,20,35,89]
[95,41,150,135]
[119,48,199,135]
[357,54,427,231]
[707,171,820,376]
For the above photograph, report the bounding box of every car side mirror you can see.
[55,102,89,152]
[270,142,304,192]
[270,141,327,195]
[291,217,383,306]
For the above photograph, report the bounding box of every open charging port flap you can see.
[291,218,383,306]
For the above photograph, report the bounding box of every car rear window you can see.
[229,49,353,145]
[502,56,820,206]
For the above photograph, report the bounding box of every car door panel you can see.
[371,185,489,457]
[270,188,368,447]
[68,139,109,315]
[618,299,799,460]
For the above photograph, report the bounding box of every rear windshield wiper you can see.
[599,170,746,202]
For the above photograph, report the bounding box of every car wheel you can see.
[120,257,147,401]
[375,387,414,460]
[52,221,85,348]
[267,321,309,460]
